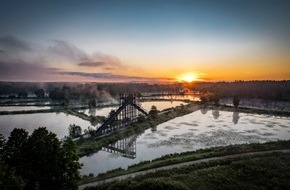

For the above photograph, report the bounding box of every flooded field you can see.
[0,106,52,112]
[0,112,92,139]
[79,101,187,117]
[141,94,200,101]
[80,109,290,176]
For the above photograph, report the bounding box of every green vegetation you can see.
[0,109,61,115]
[64,109,105,126]
[34,88,45,98]
[76,101,289,157]
[148,105,158,118]
[88,99,96,108]
[233,96,240,107]
[80,140,290,184]
[86,152,290,190]
[69,124,82,138]
[0,128,81,190]
[203,103,290,117]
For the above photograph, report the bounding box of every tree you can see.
[213,94,220,106]
[3,128,28,169]
[108,109,116,118]
[18,91,28,98]
[88,99,96,108]
[0,161,25,190]
[233,96,240,108]
[0,134,5,160]
[60,137,81,189]
[1,127,81,190]
[49,88,65,100]
[21,128,62,189]
[149,105,158,119]
[68,124,82,138]
[34,89,45,98]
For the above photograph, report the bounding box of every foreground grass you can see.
[80,140,290,184]
[84,151,290,190]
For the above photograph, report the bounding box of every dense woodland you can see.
[189,80,290,100]
[0,81,289,101]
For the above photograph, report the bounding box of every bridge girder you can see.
[95,94,148,136]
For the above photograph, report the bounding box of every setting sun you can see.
[177,73,198,83]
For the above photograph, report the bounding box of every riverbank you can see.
[79,140,290,189]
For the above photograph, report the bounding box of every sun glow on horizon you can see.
[177,73,198,83]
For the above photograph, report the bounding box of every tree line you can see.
[0,127,81,190]
[189,80,290,100]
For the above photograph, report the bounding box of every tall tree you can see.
[21,127,61,190]
[68,124,82,138]
[0,134,6,160]
[60,137,81,189]
[88,99,96,108]
[233,96,240,108]
[34,89,45,98]
[4,128,28,170]
[149,105,158,119]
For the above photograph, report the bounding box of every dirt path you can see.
[79,149,290,190]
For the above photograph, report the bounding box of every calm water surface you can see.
[0,112,92,139]
[80,109,290,176]
[79,101,187,117]
[0,106,52,112]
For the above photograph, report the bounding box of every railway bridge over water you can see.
[95,94,148,136]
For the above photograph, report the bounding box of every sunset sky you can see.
[0,0,289,83]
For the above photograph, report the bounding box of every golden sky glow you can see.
[0,0,289,82]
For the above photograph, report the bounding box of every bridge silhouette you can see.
[95,94,148,136]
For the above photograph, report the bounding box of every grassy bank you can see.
[204,103,290,117]
[63,108,106,125]
[0,108,62,115]
[80,140,290,184]
[85,151,290,190]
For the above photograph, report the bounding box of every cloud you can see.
[59,71,146,80]
[0,60,59,81]
[47,40,88,63]
[0,35,31,52]
[56,71,169,83]
[47,40,124,70]
[90,52,122,69]
[78,62,105,67]
[0,35,163,82]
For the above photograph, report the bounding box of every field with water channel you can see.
[1,99,289,178]
[80,109,290,176]
[0,101,186,139]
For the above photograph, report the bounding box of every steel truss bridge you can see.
[95,94,148,136]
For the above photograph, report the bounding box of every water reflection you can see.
[151,125,157,132]
[88,108,96,116]
[233,111,240,124]
[80,110,290,176]
[102,135,137,159]
[212,109,220,119]
[200,107,208,114]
